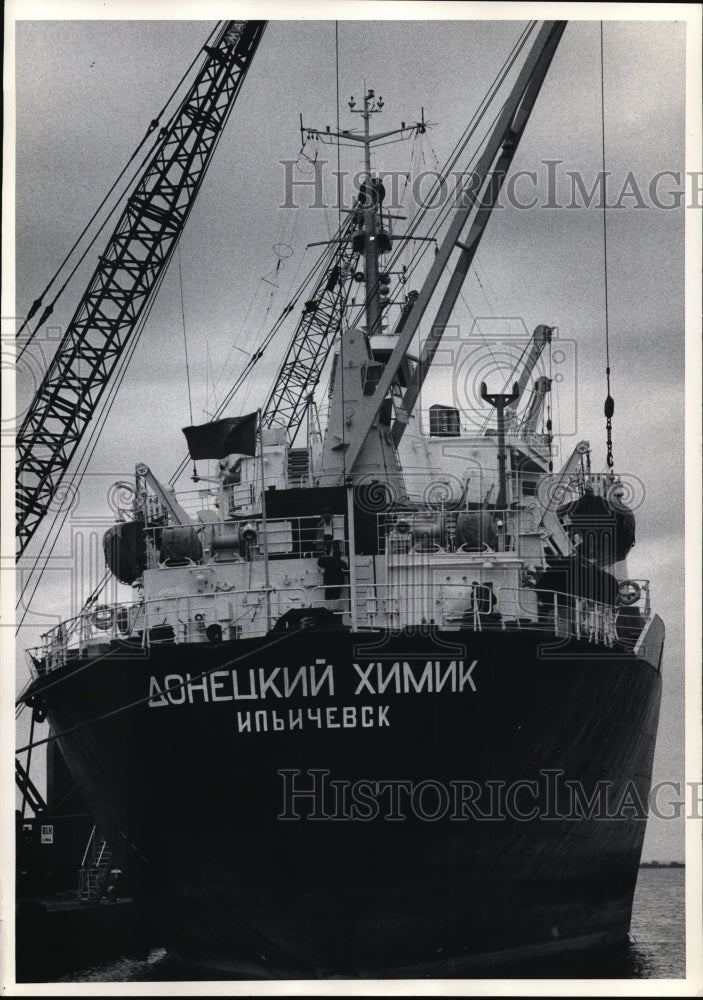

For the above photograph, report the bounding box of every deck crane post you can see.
[518,375,552,435]
[16,20,267,556]
[336,21,566,476]
[505,324,553,422]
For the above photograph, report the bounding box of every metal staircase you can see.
[287,447,310,486]
[353,556,375,623]
[78,826,114,902]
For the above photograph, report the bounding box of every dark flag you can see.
[182,412,258,460]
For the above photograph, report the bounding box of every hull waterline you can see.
[27,625,663,977]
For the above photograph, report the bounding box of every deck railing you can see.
[33,576,652,674]
[142,512,347,568]
[136,506,522,568]
[376,508,517,556]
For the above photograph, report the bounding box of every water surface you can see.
[53,866,686,983]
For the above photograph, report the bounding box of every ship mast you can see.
[301,88,412,341]
[342,22,567,477]
[353,88,385,340]
[302,92,419,491]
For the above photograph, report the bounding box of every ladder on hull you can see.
[78,826,114,902]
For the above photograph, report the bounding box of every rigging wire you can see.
[345,22,536,334]
[546,339,554,472]
[211,283,268,401]
[16,629,298,754]
[178,244,197,479]
[206,341,218,416]
[16,245,177,631]
[600,21,615,470]
[169,21,535,484]
[168,222,352,484]
[458,289,506,384]
[209,192,303,407]
[471,259,511,342]
[335,20,347,481]
[400,130,421,275]
[178,245,194,430]
[207,183,332,410]
[16,20,222,354]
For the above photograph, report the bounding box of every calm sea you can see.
[53,867,685,983]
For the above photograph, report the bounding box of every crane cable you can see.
[335,20,346,481]
[344,22,536,334]
[167,220,355,484]
[178,245,195,429]
[169,21,534,485]
[178,244,198,481]
[600,21,615,470]
[16,246,176,630]
[16,21,223,354]
[16,628,298,755]
[546,339,554,472]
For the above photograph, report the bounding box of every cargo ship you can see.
[17,19,664,978]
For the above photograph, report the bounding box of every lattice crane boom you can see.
[261,212,360,443]
[16,20,267,555]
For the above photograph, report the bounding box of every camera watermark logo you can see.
[418,317,576,438]
[14,470,140,650]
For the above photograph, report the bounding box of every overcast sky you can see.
[9,6,699,862]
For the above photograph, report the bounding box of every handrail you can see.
[33,575,652,674]
[80,825,96,869]
[141,511,347,568]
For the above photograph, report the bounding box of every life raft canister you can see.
[455,511,498,552]
[90,604,114,630]
[618,579,642,606]
[103,520,147,585]
[557,492,636,565]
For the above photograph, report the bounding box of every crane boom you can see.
[506,324,552,413]
[16,20,266,556]
[262,212,360,441]
[389,23,565,450]
[519,375,552,434]
[338,21,566,476]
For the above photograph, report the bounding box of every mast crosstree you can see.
[342,22,566,476]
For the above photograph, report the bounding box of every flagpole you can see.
[258,410,271,628]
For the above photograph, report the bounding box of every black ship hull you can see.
[26,624,663,978]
